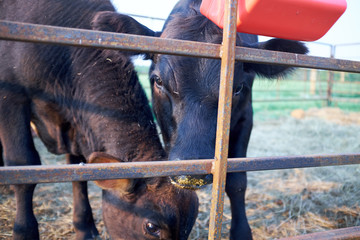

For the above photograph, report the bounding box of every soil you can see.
[1,107,359,239]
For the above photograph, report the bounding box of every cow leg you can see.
[12,184,39,240]
[226,172,252,240]
[0,100,41,240]
[66,154,99,239]
[227,104,253,240]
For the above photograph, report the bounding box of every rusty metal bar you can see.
[227,153,360,172]
[1,14,360,240]
[209,0,238,239]
[0,159,212,185]
[2,20,360,73]
[0,20,220,59]
[0,153,359,185]
[234,47,360,73]
[279,226,360,240]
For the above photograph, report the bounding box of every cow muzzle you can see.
[170,174,213,190]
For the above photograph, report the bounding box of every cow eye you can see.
[234,84,244,96]
[145,221,161,238]
[151,75,163,89]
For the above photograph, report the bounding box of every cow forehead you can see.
[155,54,245,99]
[163,17,222,44]
[156,14,246,96]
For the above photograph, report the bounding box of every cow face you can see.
[149,12,308,189]
[89,153,199,240]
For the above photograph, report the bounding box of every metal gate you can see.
[1,0,360,239]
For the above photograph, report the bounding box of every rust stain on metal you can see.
[0,20,220,59]
[0,160,213,185]
[226,153,360,173]
[235,47,360,73]
[1,20,360,73]
[0,154,359,185]
[1,12,360,240]
[208,0,238,239]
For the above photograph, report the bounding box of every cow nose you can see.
[170,174,213,190]
[169,155,214,189]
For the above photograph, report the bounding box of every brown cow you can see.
[0,0,198,239]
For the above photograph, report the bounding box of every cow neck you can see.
[70,48,165,162]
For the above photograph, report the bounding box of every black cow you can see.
[147,0,308,239]
[0,0,198,239]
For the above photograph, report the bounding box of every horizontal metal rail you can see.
[253,97,327,102]
[0,20,220,58]
[332,97,360,103]
[280,226,360,240]
[333,90,360,95]
[333,81,360,85]
[1,20,360,73]
[1,16,359,240]
[123,12,167,22]
[0,153,359,185]
[234,48,360,73]
[253,89,310,92]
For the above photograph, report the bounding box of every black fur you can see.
[148,1,308,239]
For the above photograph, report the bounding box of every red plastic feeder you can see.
[200,0,347,41]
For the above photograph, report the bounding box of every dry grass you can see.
[1,108,360,239]
[190,108,360,239]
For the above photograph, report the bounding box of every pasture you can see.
[1,69,360,239]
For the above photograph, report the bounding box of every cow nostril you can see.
[170,174,213,190]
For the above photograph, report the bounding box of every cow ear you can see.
[147,31,162,61]
[88,152,134,193]
[92,11,155,37]
[243,39,308,78]
[91,11,157,58]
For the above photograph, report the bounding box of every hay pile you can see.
[189,109,360,239]
[291,107,360,125]
[1,108,360,239]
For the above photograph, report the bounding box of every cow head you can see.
[85,13,199,239]
[89,152,199,240]
[149,9,308,189]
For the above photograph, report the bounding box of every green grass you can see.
[252,69,360,120]
[136,67,360,121]
[138,74,152,101]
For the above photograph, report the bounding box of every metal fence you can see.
[251,68,360,106]
[128,12,360,106]
[1,0,360,239]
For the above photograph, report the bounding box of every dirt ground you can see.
[1,107,360,239]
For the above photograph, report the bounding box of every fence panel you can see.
[1,1,360,239]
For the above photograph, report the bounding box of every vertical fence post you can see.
[327,45,336,106]
[303,69,308,96]
[310,69,317,95]
[208,0,238,239]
